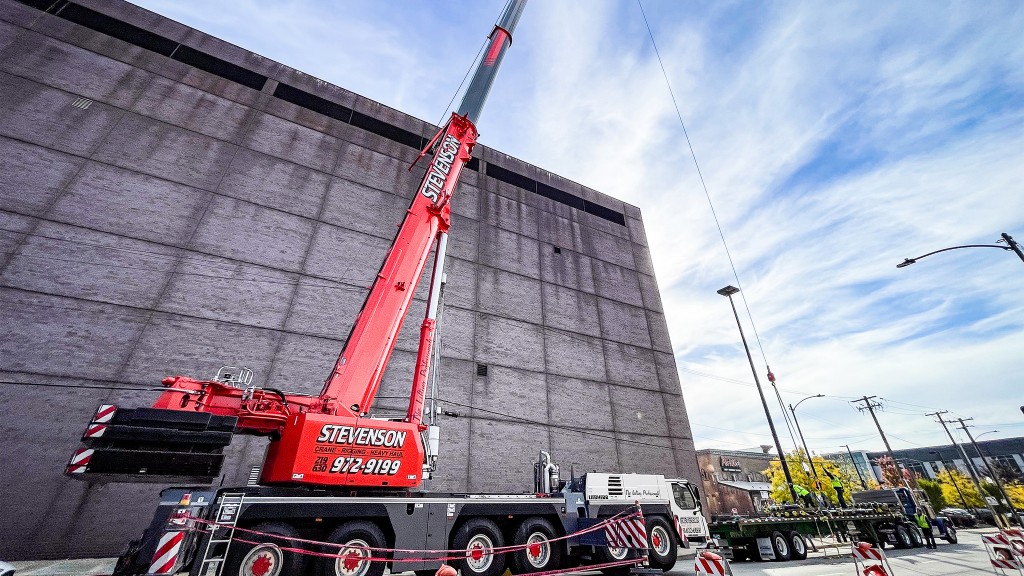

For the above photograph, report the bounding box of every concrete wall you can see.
[0,0,699,559]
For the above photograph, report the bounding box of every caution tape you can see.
[185,507,645,559]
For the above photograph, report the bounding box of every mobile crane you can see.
[64,3,696,575]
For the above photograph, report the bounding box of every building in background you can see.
[823,437,1024,485]
[0,0,698,558]
[696,448,776,516]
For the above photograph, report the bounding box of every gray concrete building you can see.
[0,0,698,559]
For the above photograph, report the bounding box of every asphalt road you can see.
[673,528,998,576]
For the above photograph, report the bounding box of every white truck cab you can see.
[584,473,711,544]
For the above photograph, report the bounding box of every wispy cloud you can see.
[132,0,1024,453]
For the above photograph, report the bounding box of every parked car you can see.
[939,507,978,528]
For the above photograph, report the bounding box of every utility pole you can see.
[1002,233,1024,264]
[842,444,869,490]
[853,396,918,491]
[926,411,1003,526]
[956,418,1022,526]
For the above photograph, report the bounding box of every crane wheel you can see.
[510,517,562,573]
[645,517,678,571]
[317,520,387,576]
[452,518,506,576]
[223,522,304,576]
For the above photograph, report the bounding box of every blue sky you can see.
[131,0,1024,456]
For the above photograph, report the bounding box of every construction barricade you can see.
[982,532,1024,575]
[851,541,895,576]
[694,550,732,575]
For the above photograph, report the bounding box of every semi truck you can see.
[61,3,693,575]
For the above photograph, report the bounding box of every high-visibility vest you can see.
[831,477,843,489]
[915,513,930,529]
[793,484,810,496]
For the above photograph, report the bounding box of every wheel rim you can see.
[791,534,805,554]
[774,535,789,556]
[466,533,494,573]
[334,538,372,576]
[239,544,283,576]
[607,543,629,560]
[525,531,551,568]
[650,526,671,557]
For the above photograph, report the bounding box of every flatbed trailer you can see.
[707,506,922,562]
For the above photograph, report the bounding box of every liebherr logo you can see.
[419,135,460,203]
[316,425,407,448]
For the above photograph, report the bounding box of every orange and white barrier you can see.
[851,541,894,576]
[694,550,732,575]
[982,532,1024,575]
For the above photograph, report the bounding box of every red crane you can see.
[68,0,528,490]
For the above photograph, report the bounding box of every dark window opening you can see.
[553,246,561,254]
[171,45,267,91]
[466,157,480,172]
[583,200,627,226]
[476,364,488,377]
[57,3,177,55]
[350,110,424,149]
[274,83,353,123]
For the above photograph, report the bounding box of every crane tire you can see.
[787,531,808,560]
[510,517,562,573]
[317,520,387,576]
[224,521,304,576]
[769,531,792,561]
[645,517,678,571]
[452,518,506,576]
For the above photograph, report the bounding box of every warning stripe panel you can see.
[66,448,93,473]
[149,531,184,575]
[93,404,116,423]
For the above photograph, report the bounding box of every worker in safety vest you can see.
[825,469,847,508]
[792,483,814,507]
[915,511,936,549]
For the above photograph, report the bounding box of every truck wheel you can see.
[224,522,304,576]
[510,517,562,574]
[452,518,506,576]
[318,520,387,576]
[909,526,924,548]
[894,526,912,549]
[787,531,807,560]
[944,526,958,544]
[641,517,677,571]
[769,531,792,561]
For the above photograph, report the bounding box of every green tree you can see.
[763,449,863,505]
[917,478,947,510]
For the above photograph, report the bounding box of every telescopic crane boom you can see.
[67,0,528,490]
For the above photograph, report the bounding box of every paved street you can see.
[672,528,998,576]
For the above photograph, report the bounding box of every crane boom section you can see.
[320,115,477,417]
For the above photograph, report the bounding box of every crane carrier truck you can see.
[63,3,696,575]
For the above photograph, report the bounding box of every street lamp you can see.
[789,394,824,481]
[976,430,999,440]
[897,232,1024,268]
[717,285,798,503]
[931,450,969,509]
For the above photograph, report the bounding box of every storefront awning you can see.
[717,480,772,492]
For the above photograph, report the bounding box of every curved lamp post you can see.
[717,285,798,502]
[897,233,1024,268]
[789,394,824,482]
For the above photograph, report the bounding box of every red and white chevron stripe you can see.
[92,404,116,423]
[694,551,727,575]
[148,530,185,575]
[66,448,93,473]
[984,533,1011,546]
[84,423,107,438]
[992,557,1022,569]
[604,517,646,549]
[852,543,884,561]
